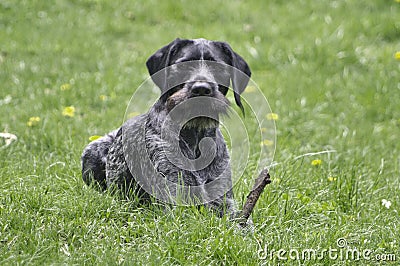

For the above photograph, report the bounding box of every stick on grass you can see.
[237,168,271,227]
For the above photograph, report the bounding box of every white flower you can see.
[0,95,12,106]
[0,132,18,146]
[381,199,392,209]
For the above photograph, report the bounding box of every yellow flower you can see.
[99,95,108,101]
[311,159,322,166]
[245,86,256,93]
[395,51,400,60]
[127,111,140,118]
[60,83,71,91]
[260,139,274,146]
[396,0,400,3]
[266,113,279,120]
[89,135,102,141]
[27,116,41,127]
[260,127,267,133]
[327,176,337,182]
[62,106,75,117]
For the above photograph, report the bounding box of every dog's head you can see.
[146,38,251,128]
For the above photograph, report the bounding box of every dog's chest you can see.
[145,126,230,186]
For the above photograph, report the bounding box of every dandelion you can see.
[266,113,279,120]
[62,106,75,117]
[327,176,337,182]
[99,95,108,101]
[127,111,140,118]
[260,139,274,146]
[27,116,41,127]
[245,86,256,93]
[395,51,400,60]
[381,199,391,209]
[89,135,102,141]
[60,83,71,91]
[311,159,322,166]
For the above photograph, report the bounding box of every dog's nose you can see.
[191,82,212,96]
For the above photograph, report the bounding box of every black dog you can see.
[81,38,251,216]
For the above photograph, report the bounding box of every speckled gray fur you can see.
[81,38,251,217]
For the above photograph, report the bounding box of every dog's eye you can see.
[202,56,216,62]
[218,85,229,95]
[174,58,197,64]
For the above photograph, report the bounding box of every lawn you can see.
[1,0,399,265]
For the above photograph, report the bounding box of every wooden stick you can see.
[236,168,271,227]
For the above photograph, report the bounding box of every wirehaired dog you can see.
[81,38,251,217]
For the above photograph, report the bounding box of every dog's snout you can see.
[191,82,212,96]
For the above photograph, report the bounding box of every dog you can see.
[81,38,251,217]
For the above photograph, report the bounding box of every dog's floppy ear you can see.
[146,38,192,92]
[217,42,251,113]
[146,38,180,91]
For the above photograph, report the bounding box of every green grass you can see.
[1,0,399,265]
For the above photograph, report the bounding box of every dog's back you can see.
[81,130,118,190]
